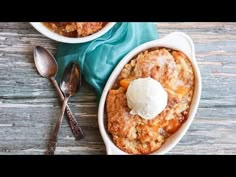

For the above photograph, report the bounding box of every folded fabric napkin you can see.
[55,22,159,102]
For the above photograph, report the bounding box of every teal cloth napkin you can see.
[55,22,159,102]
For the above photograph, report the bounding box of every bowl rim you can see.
[98,32,202,155]
[30,22,116,43]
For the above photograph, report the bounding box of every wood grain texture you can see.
[0,22,235,154]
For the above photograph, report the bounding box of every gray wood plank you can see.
[0,22,235,154]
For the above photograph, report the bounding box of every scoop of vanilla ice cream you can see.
[126,77,168,120]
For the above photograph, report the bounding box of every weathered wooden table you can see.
[0,22,235,154]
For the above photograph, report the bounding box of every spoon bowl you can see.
[33,46,58,78]
[60,63,82,97]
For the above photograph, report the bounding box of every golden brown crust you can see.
[43,22,107,37]
[106,48,195,154]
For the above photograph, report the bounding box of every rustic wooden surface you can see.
[0,22,235,154]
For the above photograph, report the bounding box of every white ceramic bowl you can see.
[30,22,116,43]
[98,32,202,155]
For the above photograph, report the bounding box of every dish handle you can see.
[155,32,195,60]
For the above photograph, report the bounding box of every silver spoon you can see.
[46,62,82,155]
[33,46,84,141]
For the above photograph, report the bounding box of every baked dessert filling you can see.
[43,22,107,37]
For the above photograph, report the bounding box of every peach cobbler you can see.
[106,48,195,154]
[43,22,107,37]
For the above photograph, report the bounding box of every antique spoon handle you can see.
[51,79,84,140]
[46,97,69,155]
